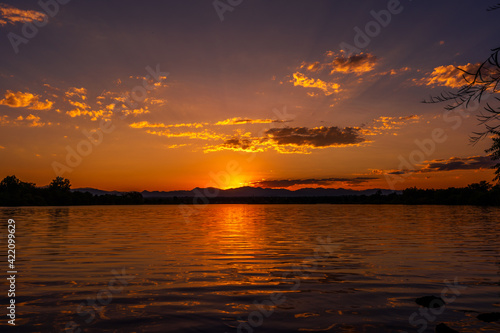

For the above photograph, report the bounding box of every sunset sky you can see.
[0,0,499,191]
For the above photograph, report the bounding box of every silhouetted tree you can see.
[0,175,31,191]
[49,176,71,192]
[425,5,500,182]
[467,180,493,191]
[0,175,38,205]
[486,132,500,181]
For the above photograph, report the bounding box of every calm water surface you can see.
[0,204,499,332]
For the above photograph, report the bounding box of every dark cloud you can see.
[221,138,254,150]
[420,155,496,172]
[252,177,378,188]
[383,155,496,175]
[265,126,365,147]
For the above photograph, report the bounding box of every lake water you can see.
[0,204,499,332]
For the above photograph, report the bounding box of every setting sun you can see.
[220,176,252,190]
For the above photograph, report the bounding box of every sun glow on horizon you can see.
[220,175,253,190]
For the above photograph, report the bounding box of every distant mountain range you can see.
[73,186,398,198]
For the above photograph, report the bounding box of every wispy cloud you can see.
[362,115,422,136]
[0,91,53,110]
[145,97,167,106]
[66,109,111,121]
[376,67,412,76]
[122,107,150,117]
[0,3,46,26]
[145,129,228,141]
[215,117,291,126]
[130,121,205,129]
[129,75,168,88]
[164,144,189,149]
[130,117,291,130]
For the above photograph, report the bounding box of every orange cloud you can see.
[215,117,291,125]
[65,87,87,100]
[300,61,322,72]
[164,144,189,149]
[129,75,168,88]
[24,114,46,127]
[0,115,9,126]
[0,3,47,26]
[65,99,115,121]
[129,121,205,129]
[122,107,150,117]
[66,109,111,121]
[145,98,167,106]
[377,67,412,76]
[131,118,289,129]
[0,91,53,110]
[416,63,481,88]
[1,114,49,127]
[68,100,90,110]
[292,72,341,95]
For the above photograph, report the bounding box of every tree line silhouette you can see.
[1,175,500,206]
[0,175,143,206]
